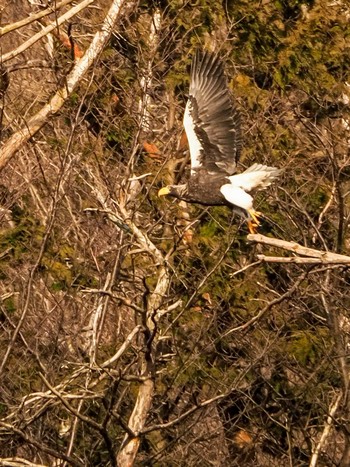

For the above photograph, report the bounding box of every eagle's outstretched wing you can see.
[183,50,241,176]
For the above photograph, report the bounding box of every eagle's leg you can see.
[247,209,262,234]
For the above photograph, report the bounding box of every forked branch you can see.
[1,0,93,62]
[0,0,77,36]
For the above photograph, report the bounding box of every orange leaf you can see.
[178,130,188,150]
[143,141,161,158]
[234,430,253,448]
[55,31,84,59]
[202,292,212,305]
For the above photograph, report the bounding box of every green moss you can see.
[146,430,166,452]
[285,329,328,366]
[0,215,42,261]
[165,70,188,90]
[306,186,328,216]
[69,92,80,105]
[106,121,133,146]
[41,257,73,285]
[3,296,16,314]
[47,137,65,149]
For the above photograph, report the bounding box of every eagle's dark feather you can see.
[187,50,241,175]
[165,171,230,206]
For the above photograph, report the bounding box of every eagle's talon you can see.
[247,209,261,227]
[247,220,258,234]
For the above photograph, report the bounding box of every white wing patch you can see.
[183,100,203,174]
[220,184,253,210]
[221,164,281,210]
[228,164,281,191]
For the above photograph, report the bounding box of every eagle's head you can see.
[158,184,188,200]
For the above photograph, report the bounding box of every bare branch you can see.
[64,399,84,466]
[114,13,174,458]
[39,373,103,432]
[0,0,77,36]
[256,255,350,264]
[248,234,350,263]
[117,378,154,465]
[229,260,262,276]
[118,204,165,265]
[0,422,83,466]
[82,288,144,313]
[101,326,142,368]
[0,457,47,467]
[313,183,337,243]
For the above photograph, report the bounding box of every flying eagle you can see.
[158,50,281,233]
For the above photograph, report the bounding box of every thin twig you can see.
[0,422,83,466]
[222,271,309,336]
[141,392,229,434]
[82,288,144,313]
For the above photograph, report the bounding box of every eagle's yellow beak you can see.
[158,187,171,197]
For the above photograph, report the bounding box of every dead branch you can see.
[247,234,350,264]
[118,204,164,265]
[256,255,350,264]
[83,288,144,313]
[0,325,137,432]
[138,9,161,133]
[0,0,76,36]
[65,399,84,466]
[0,0,129,171]
[313,183,336,243]
[116,260,169,466]
[116,378,154,465]
[2,0,94,63]
[39,373,103,431]
[86,265,123,364]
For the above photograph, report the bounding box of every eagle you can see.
[158,49,281,233]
